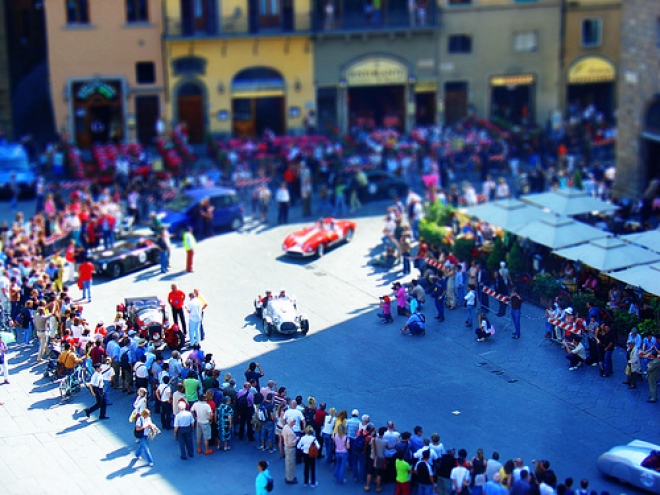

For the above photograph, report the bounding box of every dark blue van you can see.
[159,187,244,236]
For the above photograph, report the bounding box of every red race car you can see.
[282,218,356,257]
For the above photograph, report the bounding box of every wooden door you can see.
[178,95,204,144]
[444,82,467,126]
[260,0,281,29]
[135,95,159,145]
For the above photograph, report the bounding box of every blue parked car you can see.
[0,144,36,199]
[159,187,244,236]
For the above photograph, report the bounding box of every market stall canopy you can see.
[463,199,548,234]
[515,215,609,249]
[554,237,660,272]
[620,230,660,254]
[520,188,619,216]
[607,263,660,297]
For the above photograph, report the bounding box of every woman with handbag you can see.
[134,408,155,467]
[297,425,320,487]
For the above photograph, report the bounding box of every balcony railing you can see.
[165,12,312,38]
[164,6,437,39]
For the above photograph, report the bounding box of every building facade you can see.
[562,0,621,121]
[0,0,12,138]
[437,0,561,128]
[614,0,660,199]
[45,0,164,148]
[163,0,315,141]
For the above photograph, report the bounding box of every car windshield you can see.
[0,158,31,172]
[164,193,195,213]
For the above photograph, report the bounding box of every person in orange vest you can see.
[183,226,196,273]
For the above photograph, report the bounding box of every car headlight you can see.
[305,246,313,253]
[102,263,107,270]
[274,316,280,323]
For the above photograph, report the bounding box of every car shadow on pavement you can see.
[276,254,316,265]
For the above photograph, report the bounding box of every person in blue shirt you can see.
[255,460,273,495]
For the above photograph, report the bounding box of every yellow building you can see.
[44,0,164,148]
[163,0,314,141]
[562,0,621,119]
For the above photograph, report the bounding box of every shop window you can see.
[581,18,602,47]
[514,31,538,53]
[448,34,472,54]
[136,62,156,84]
[126,0,149,23]
[656,17,660,48]
[447,0,472,5]
[66,0,89,24]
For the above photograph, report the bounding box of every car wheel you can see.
[263,319,272,337]
[317,243,325,257]
[300,320,309,335]
[169,330,184,350]
[367,183,378,195]
[345,228,354,243]
[109,263,123,279]
[230,217,243,231]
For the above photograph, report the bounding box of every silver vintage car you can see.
[260,297,309,337]
[597,440,660,493]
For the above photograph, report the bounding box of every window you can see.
[126,0,149,22]
[514,31,538,53]
[656,17,660,48]
[136,62,156,84]
[448,35,472,54]
[581,18,601,47]
[66,0,89,24]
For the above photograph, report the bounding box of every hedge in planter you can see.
[531,273,562,302]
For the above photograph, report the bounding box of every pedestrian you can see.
[156,375,173,429]
[276,182,290,225]
[84,362,109,420]
[191,392,214,455]
[510,287,523,339]
[256,459,274,495]
[414,448,436,495]
[34,307,55,362]
[432,274,446,322]
[174,401,196,459]
[297,425,320,487]
[395,450,411,495]
[493,270,508,317]
[193,288,208,341]
[168,284,187,336]
[78,257,94,302]
[236,382,255,441]
[0,333,8,384]
[647,349,660,403]
[333,423,350,484]
[596,322,615,377]
[186,292,203,346]
[133,409,155,467]
[283,417,299,484]
[217,395,234,450]
[183,226,196,272]
[156,228,170,274]
[465,284,476,327]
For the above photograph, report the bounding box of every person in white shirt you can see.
[84,363,108,419]
[464,284,476,327]
[186,293,203,346]
[156,375,173,430]
[450,457,471,494]
[275,182,290,225]
[191,394,214,454]
[283,399,305,433]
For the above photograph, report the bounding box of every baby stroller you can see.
[43,345,61,381]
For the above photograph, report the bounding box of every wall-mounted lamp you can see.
[408,76,417,84]
[217,82,225,94]
[339,78,347,88]
[294,79,301,92]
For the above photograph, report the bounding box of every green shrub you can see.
[568,293,599,320]
[425,201,456,228]
[611,311,639,339]
[453,238,475,263]
[638,318,657,336]
[531,273,562,301]
[507,241,526,279]
[419,219,448,248]
[487,236,507,273]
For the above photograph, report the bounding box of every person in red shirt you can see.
[168,284,187,336]
[78,257,94,301]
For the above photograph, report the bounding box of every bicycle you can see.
[58,364,88,401]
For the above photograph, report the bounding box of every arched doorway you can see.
[643,99,660,181]
[176,82,205,144]
[71,79,124,149]
[231,67,285,138]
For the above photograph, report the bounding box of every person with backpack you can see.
[258,393,276,453]
[414,448,436,495]
[297,425,320,487]
[236,382,255,441]
[255,459,274,494]
[401,311,426,336]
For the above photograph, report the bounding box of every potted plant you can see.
[610,311,639,346]
[531,273,562,308]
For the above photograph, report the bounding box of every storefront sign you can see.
[345,58,408,86]
[74,79,120,100]
[415,81,438,93]
[490,74,535,87]
[567,57,615,84]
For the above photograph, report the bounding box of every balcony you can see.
[164,4,438,40]
[164,11,312,39]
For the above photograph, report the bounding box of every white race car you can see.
[597,440,660,493]
[260,297,309,337]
